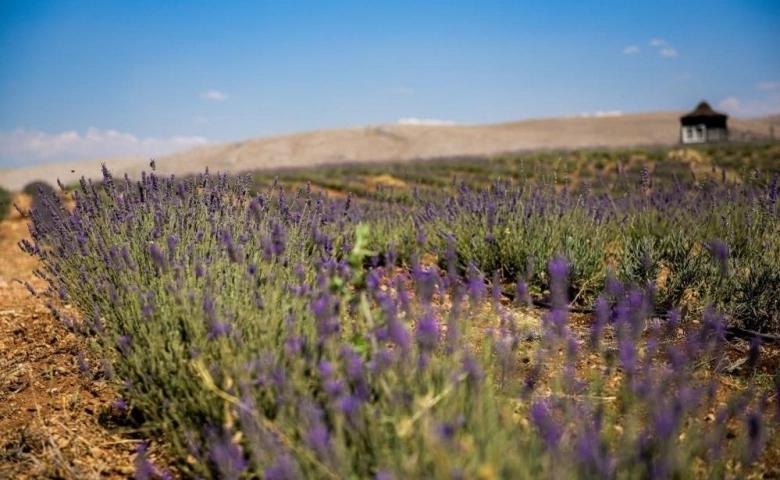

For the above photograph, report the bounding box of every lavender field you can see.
[16,148,780,478]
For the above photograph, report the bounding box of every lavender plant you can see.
[18,164,778,478]
[421,178,610,306]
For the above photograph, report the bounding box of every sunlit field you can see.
[10,142,780,478]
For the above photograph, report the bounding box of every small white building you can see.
[680,101,729,144]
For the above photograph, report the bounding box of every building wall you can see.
[706,128,728,142]
[680,125,728,144]
[681,125,706,144]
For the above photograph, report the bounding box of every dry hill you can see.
[0,111,775,192]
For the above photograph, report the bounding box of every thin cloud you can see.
[385,87,414,96]
[0,127,209,166]
[660,48,678,58]
[398,117,456,126]
[718,97,741,112]
[200,90,229,101]
[622,45,640,55]
[718,94,780,117]
[579,110,623,118]
[648,38,678,57]
[757,80,780,91]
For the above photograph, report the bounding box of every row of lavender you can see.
[361,170,780,333]
[19,165,779,478]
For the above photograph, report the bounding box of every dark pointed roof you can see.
[681,101,727,120]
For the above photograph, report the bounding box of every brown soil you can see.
[0,216,163,478]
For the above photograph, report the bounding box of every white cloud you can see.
[579,110,623,118]
[757,80,780,91]
[718,94,780,117]
[660,48,678,58]
[718,97,742,112]
[0,127,209,166]
[200,89,229,101]
[398,117,457,126]
[648,38,678,57]
[622,45,640,55]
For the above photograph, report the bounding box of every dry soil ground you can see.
[0,208,173,478]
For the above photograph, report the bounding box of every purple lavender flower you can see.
[435,415,465,442]
[227,241,244,265]
[324,379,344,398]
[515,280,530,307]
[462,352,484,388]
[306,423,332,459]
[548,257,569,283]
[264,455,299,480]
[270,220,287,256]
[652,400,682,439]
[21,281,36,296]
[548,257,569,307]
[639,165,650,190]
[605,269,624,298]
[744,411,764,463]
[339,394,362,426]
[384,310,410,353]
[133,442,158,480]
[591,296,610,349]
[77,352,89,374]
[665,308,681,337]
[148,242,166,270]
[618,338,637,376]
[574,428,613,477]
[415,312,439,353]
[166,235,179,260]
[530,400,563,450]
[466,263,485,301]
[345,350,365,381]
[208,320,232,340]
[312,294,340,339]
[318,360,334,378]
[206,427,248,479]
[705,238,730,274]
[369,347,394,375]
[118,335,131,357]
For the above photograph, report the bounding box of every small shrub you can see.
[0,184,11,221]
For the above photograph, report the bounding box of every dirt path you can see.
[0,217,143,478]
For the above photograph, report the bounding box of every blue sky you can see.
[1,1,779,167]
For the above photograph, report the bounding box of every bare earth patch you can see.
[0,218,155,478]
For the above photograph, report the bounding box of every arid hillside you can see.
[0,111,775,192]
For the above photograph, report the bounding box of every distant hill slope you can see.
[753,114,780,127]
[0,111,775,192]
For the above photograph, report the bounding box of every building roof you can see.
[681,101,728,120]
